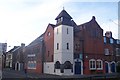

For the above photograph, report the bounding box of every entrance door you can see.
[105,63,109,73]
[111,63,115,73]
[75,62,81,74]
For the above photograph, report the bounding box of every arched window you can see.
[67,43,69,50]
[89,59,96,70]
[96,59,103,70]
[57,43,59,50]
[55,61,60,69]
[64,61,72,69]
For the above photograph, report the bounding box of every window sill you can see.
[97,68,103,70]
[89,68,96,70]
[27,68,36,69]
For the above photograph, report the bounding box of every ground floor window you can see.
[55,61,60,69]
[64,61,72,69]
[97,59,103,70]
[27,61,36,69]
[89,59,96,70]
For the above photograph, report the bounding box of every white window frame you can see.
[96,59,103,70]
[89,59,96,70]
[27,61,36,69]
[116,48,120,56]
[28,54,35,57]
[105,48,109,55]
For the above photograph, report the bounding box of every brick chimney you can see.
[105,31,112,38]
[21,43,25,47]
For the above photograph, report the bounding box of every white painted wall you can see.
[54,25,73,64]
[44,62,54,74]
[54,69,73,75]
[54,25,74,75]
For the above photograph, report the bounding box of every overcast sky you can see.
[0,0,119,51]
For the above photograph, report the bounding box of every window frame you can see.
[104,48,109,55]
[116,48,120,56]
[89,59,96,70]
[110,38,114,44]
[47,32,51,36]
[104,37,106,43]
[57,43,59,50]
[67,43,69,50]
[96,59,103,70]
[27,61,36,69]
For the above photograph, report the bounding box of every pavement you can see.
[2,68,120,80]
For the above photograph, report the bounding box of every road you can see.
[2,68,27,78]
[2,68,120,80]
[2,68,60,79]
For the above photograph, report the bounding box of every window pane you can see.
[110,38,114,44]
[104,37,106,43]
[57,43,59,50]
[67,43,69,50]
[105,48,109,55]
[93,61,95,68]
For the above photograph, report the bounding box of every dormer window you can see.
[55,9,72,26]
[117,40,120,44]
[57,17,63,23]
[110,38,113,44]
[61,17,63,21]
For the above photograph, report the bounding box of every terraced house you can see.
[24,9,120,75]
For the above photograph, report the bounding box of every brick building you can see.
[11,43,25,71]
[24,9,120,75]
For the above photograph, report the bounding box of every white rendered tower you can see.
[54,9,74,75]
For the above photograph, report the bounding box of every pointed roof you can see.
[55,9,72,20]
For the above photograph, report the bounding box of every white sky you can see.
[0,0,119,51]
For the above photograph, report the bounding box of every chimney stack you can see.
[21,43,25,47]
[105,31,112,38]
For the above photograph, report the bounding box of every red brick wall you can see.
[79,20,105,74]
[44,24,54,62]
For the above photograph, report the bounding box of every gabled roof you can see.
[26,23,55,48]
[78,16,103,30]
[49,23,55,28]
[7,46,20,53]
[55,9,72,20]
[28,33,44,47]
[11,46,20,52]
